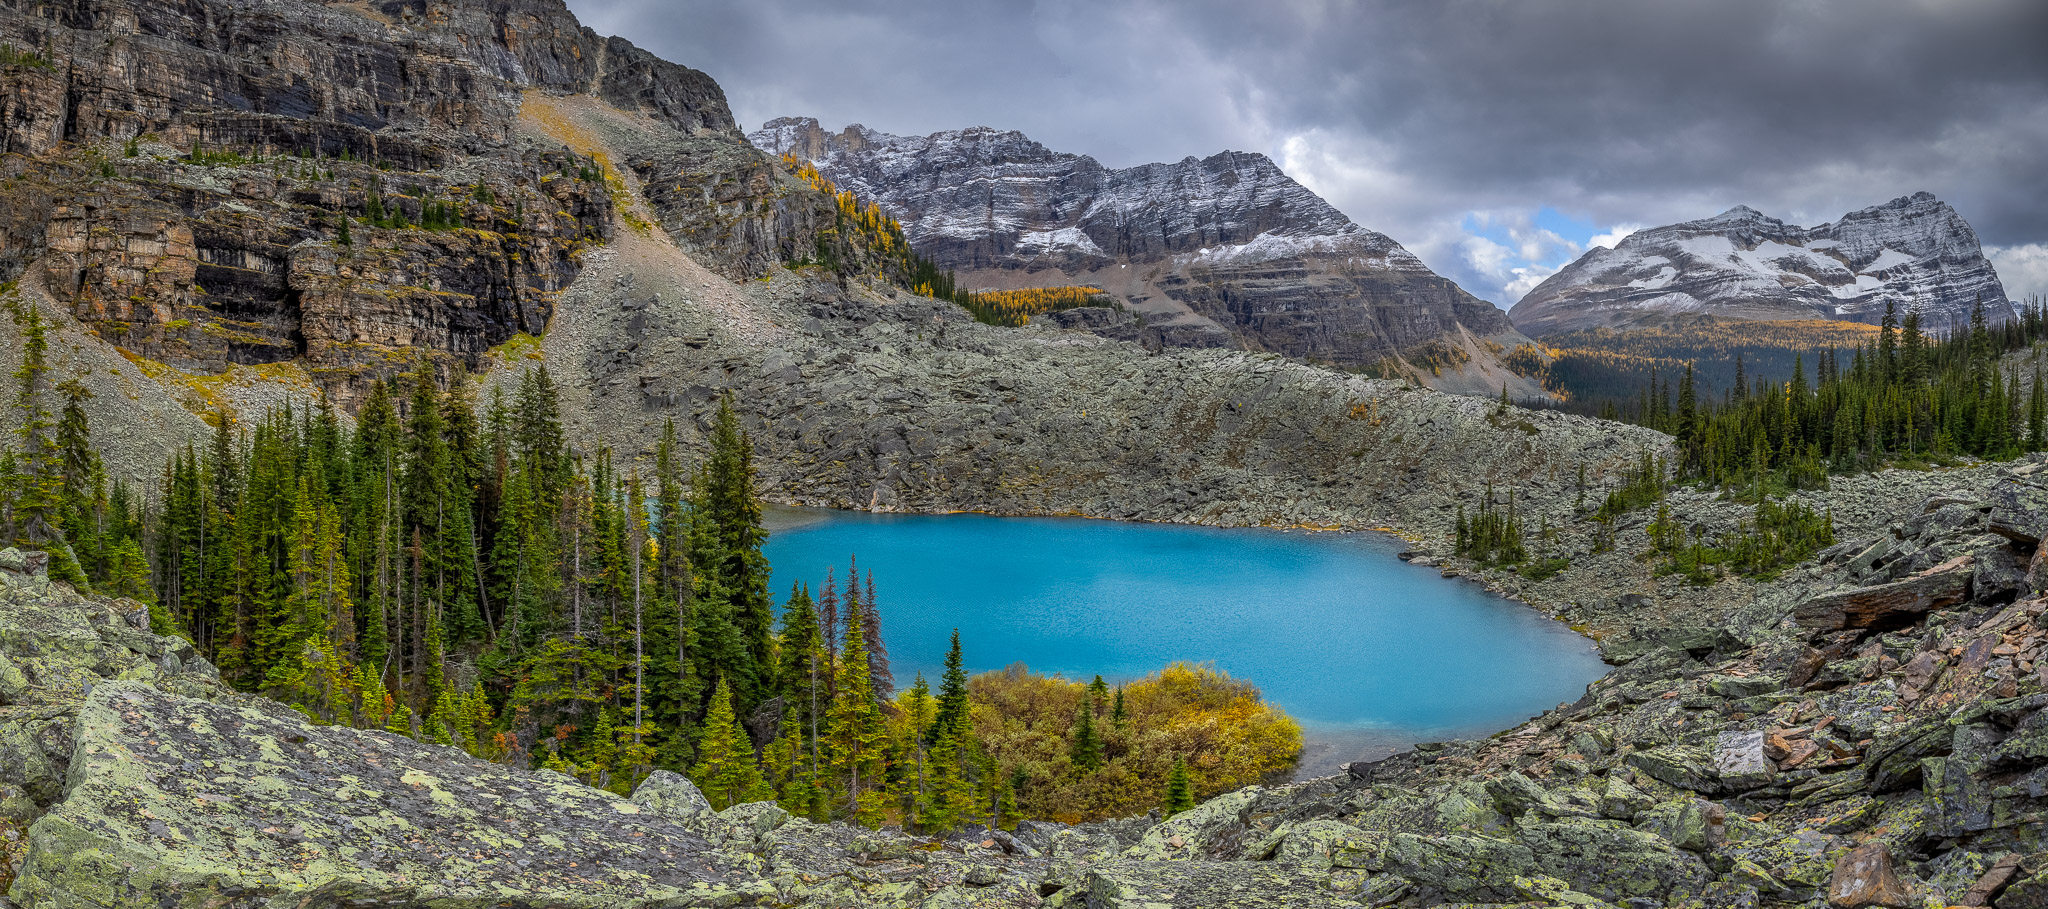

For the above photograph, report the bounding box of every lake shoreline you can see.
[763,505,1607,780]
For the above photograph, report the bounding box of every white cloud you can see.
[1443,230,1570,306]
[1460,235,1516,278]
[1590,223,1643,250]
[1988,244,2048,303]
[1503,263,1563,301]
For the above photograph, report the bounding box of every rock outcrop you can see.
[748,117,1528,381]
[0,0,754,403]
[1510,193,2015,336]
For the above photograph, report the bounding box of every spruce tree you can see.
[919,718,977,833]
[931,630,969,741]
[8,300,84,587]
[817,566,840,665]
[825,604,888,825]
[698,393,774,699]
[776,583,824,753]
[1164,757,1195,815]
[691,677,772,810]
[1069,700,1103,772]
[861,570,892,700]
[2030,365,2046,451]
[897,673,936,826]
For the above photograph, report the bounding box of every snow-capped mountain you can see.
[1509,192,2013,337]
[749,117,1526,381]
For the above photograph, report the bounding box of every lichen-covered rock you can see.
[630,768,715,820]
[1598,776,1654,821]
[1722,830,1849,902]
[0,550,217,710]
[1628,745,1720,794]
[1794,556,1975,631]
[1713,730,1776,791]
[1263,819,1375,870]
[1125,786,1259,860]
[12,682,769,907]
[1377,831,1538,902]
[2003,869,2048,909]
[1043,859,1362,909]
[1517,817,1713,903]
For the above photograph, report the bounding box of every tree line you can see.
[1625,299,2048,486]
[1512,315,1880,407]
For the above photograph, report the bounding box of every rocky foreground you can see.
[3,457,2048,907]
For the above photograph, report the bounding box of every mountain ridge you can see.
[750,116,1542,396]
[1511,191,2013,336]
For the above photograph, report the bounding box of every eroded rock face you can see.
[0,0,745,403]
[748,117,1519,369]
[1510,193,2015,336]
[0,0,735,162]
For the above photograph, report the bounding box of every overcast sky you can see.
[568,0,2048,309]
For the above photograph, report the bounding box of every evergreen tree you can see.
[931,629,970,741]
[7,300,84,587]
[2030,365,2046,452]
[919,717,977,833]
[861,570,892,700]
[691,677,772,810]
[825,604,888,826]
[1069,700,1103,772]
[817,567,840,667]
[1164,757,1195,815]
[696,394,774,703]
[776,583,825,761]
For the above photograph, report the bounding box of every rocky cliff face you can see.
[0,0,755,402]
[1511,193,2014,337]
[749,117,1520,372]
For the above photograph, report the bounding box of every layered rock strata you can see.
[0,0,756,402]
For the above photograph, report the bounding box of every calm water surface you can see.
[762,508,1608,776]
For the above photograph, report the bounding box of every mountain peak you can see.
[748,117,1519,371]
[1510,193,2010,336]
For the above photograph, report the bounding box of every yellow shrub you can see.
[966,662,1300,823]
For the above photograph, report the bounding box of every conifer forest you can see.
[0,295,1296,830]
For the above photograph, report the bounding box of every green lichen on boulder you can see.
[12,682,765,907]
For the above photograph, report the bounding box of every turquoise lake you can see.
[763,508,1609,776]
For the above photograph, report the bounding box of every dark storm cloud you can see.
[566,0,2048,305]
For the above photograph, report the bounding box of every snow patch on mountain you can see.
[1510,192,2013,335]
[1016,227,1105,258]
[745,116,1521,376]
